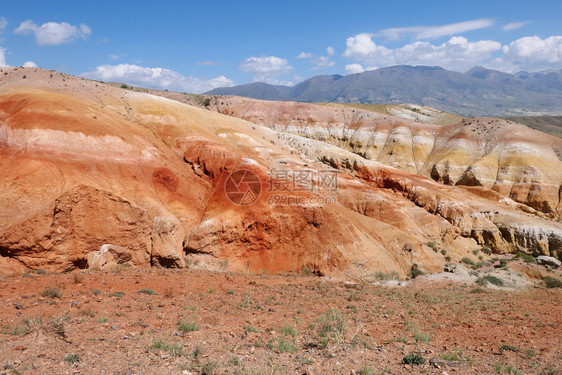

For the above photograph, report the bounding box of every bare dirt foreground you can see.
[0,268,560,375]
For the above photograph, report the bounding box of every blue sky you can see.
[1,0,561,92]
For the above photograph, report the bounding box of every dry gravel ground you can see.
[0,267,560,375]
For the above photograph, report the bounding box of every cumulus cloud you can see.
[345,63,365,74]
[490,35,562,72]
[239,56,293,83]
[344,34,501,71]
[14,20,92,45]
[379,18,494,41]
[296,47,336,70]
[0,46,7,67]
[81,64,235,93]
[502,22,528,31]
[297,52,313,59]
[0,17,7,32]
[22,61,37,67]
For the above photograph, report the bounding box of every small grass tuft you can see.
[63,353,81,364]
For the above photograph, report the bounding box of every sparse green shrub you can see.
[120,84,128,89]
[544,276,562,288]
[473,249,480,255]
[461,257,475,266]
[500,344,520,353]
[514,252,537,264]
[277,337,297,353]
[414,331,430,343]
[476,275,504,287]
[64,353,81,363]
[245,325,259,333]
[317,308,345,345]
[410,269,424,278]
[473,261,486,269]
[441,249,447,255]
[300,267,314,276]
[389,335,408,344]
[374,271,399,280]
[109,291,125,298]
[427,241,438,251]
[137,288,157,295]
[41,286,62,299]
[481,246,492,255]
[402,353,425,365]
[192,345,202,359]
[357,368,375,375]
[148,339,184,357]
[440,351,463,361]
[524,349,536,358]
[281,325,297,337]
[177,320,199,332]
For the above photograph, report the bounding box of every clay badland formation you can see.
[0,67,561,278]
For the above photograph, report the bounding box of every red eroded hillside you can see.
[0,67,561,277]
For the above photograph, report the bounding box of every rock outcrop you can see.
[213,99,562,220]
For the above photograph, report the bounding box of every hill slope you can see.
[0,67,561,277]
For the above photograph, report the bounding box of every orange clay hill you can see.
[1,66,561,278]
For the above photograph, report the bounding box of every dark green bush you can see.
[402,353,425,365]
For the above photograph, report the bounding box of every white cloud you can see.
[22,61,37,67]
[239,56,293,83]
[0,17,7,32]
[344,35,501,71]
[108,54,119,60]
[296,47,335,70]
[502,22,528,31]
[379,18,494,41]
[297,52,313,59]
[81,64,235,93]
[14,20,92,45]
[239,56,292,74]
[345,63,365,74]
[490,35,562,72]
[0,46,7,67]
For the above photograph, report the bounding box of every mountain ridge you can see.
[206,65,562,117]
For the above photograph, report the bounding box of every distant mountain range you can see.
[205,65,562,116]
